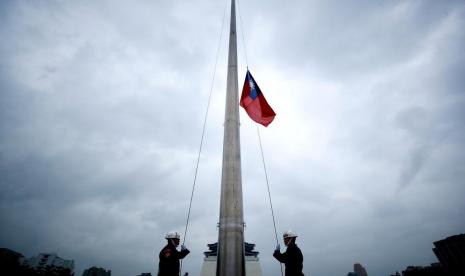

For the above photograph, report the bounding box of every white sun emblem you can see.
[249,79,255,90]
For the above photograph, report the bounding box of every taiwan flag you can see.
[240,70,276,127]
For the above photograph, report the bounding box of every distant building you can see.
[135,273,152,276]
[22,252,74,276]
[200,242,262,276]
[354,263,368,276]
[402,264,443,276]
[82,266,111,276]
[394,233,465,276]
[0,248,25,275]
[432,233,465,274]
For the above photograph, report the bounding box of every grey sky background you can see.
[1,0,465,276]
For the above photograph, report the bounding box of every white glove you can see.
[181,245,187,251]
[275,244,280,251]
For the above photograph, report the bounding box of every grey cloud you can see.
[396,143,433,192]
[1,1,465,276]
[394,106,433,191]
[247,1,463,80]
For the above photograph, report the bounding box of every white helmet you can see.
[283,230,298,239]
[165,231,181,239]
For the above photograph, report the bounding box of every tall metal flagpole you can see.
[217,0,245,275]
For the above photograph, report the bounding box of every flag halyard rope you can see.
[257,126,284,276]
[180,0,229,275]
[237,0,283,274]
[236,0,249,68]
[181,1,283,276]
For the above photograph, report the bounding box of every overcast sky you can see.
[1,0,465,276]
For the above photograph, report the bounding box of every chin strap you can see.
[169,239,177,247]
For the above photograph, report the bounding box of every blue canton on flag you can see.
[248,76,258,99]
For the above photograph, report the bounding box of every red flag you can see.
[240,70,276,127]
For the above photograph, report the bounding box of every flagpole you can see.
[216,0,245,275]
